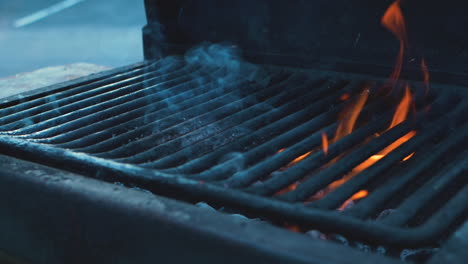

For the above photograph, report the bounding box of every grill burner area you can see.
[0,57,466,256]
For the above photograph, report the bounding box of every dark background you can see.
[144,0,468,76]
[0,0,146,77]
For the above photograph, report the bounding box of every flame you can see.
[381,0,408,82]
[340,93,350,101]
[402,152,415,161]
[421,58,430,95]
[389,85,412,129]
[287,225,301,232]
[323,88,417,195]
[276,182,299,195]
[321,132,329,155]
[290,151,312,165]
[323,132,416,199]
[353,131,417,174]
[333,89,369,143]
[338,190,369,211]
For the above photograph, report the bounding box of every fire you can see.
[402,152,415,161]
[286,225,301,233]
[321,132,329,155]
[338,190,369,211]
[317,91,417,196]
[276,182,299,195]
[333,89,369,143]
[381,0,407,82]
[352,131,417,174]
[421,58,430,95]
[276,1,427,205]
[389,85,412,129]
[290,151,313,165]
[340,93,350,101]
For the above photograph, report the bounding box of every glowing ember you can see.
[402,152,415,161]
[421,58,430,95]
[333,89,369,143]
[287,225,301,233]
[338,190,369,211]
[290,151,313,165]
[389,85,412,129]
[381,0,408,82]
[321,132,329,155]
[353,131,417,174]
[276,182,299,196]
[340,93,350,101]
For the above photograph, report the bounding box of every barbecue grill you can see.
[0,0,467,263]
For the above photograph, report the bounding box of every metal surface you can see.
[0,58,466,249]
[0,154,401,264]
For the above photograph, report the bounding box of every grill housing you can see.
[0,57,466,250]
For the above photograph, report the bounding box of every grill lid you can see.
[0,57,466,248]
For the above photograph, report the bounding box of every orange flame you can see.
[333,90,369,143]
[421,58,430,95]
[324,87,416,194]
[340,93,350,101]
[321,132,329,155]
[381,0,408,82]
[402,152,415,161]
[353,130,417,173]
[290,151,312,165]
[276,182,299,196]
[389,85,412,129]
[338,190,369,211]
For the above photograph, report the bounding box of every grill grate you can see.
[0,58,466,248]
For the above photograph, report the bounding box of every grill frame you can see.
[0,59,466,249]
[0,153,402,264]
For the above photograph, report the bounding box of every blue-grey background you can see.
[0,0,146,77]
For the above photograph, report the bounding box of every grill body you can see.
[0,0,467,262]
[0,58,466,253]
